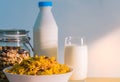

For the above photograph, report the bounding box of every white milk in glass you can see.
[64,37,88,80]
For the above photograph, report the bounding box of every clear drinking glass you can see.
[64,36,88,82]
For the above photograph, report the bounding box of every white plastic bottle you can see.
[33,1,58,59]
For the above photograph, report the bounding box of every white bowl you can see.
[3,66,73,82]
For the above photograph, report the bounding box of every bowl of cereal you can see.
[3,55,73,82]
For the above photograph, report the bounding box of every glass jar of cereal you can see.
[0,29,32,82]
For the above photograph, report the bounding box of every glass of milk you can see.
[64,36,88,81]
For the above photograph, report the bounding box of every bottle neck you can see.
[39,6,52,11]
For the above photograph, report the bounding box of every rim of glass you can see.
[65,36,86,45]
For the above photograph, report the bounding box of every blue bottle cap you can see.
[39,1,52,7]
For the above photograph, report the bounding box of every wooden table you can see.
[1,78,120,82]
[69,78,120,82]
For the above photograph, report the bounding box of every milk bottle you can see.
[33,1,58,59]
[64,36,88,80]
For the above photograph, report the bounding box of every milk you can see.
[33,28,58,58]
[33,1,58,59]
[64,44,88,80]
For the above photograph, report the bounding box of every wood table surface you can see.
[69,78,120,82]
